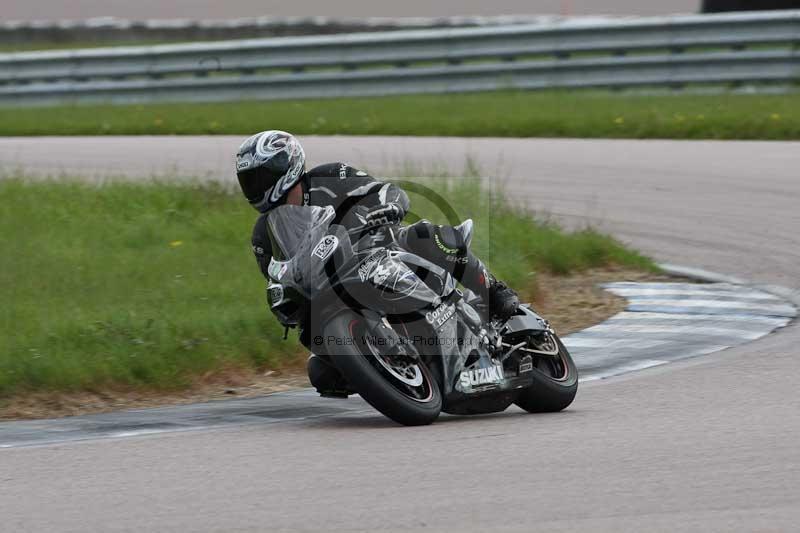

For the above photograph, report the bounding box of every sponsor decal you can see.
[236,153,253,170]
[460,363,505,388]
[339,163,348,179]
[252,244,265,256]
[268,259,288,281]
[312,235,339,261]
[364,258,420,296]
[358,252,384,282]
[371,263,394,285]
[434,233,460,255]
[445,254,469,264]
[267,284,284,306]
[518,356,533,374]
[426,303,456,328]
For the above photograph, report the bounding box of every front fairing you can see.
[265,205,354,300]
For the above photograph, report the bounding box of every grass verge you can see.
[0,40,179,53]
[0,178,654,399]
[0,91,797,139]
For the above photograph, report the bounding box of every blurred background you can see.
[2,0,702,21]
[3,1,799,49]
[6,0,800,22]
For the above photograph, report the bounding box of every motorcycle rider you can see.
[236,130,519,394]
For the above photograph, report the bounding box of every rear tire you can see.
[324,311,442,426]
[515,336,578,413]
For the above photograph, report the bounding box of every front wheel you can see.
[515,335,578,413]
[323,311,442,426]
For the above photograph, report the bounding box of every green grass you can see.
[0,40,179,53]
[0,178,653,398]
[0,91,797,139]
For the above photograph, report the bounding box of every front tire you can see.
[515,335,578,413]
[323,311,442,426]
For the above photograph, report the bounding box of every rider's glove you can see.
[364,203,405,227]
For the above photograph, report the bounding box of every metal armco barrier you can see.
[1,11,798,106]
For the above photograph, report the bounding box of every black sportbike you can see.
[264,204,578,426]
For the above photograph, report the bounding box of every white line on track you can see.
[613,298,795,315]
[580,324,764,340]
[606,287,783,301]
[606,311,790,325]
[565,281,795,382]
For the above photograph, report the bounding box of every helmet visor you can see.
[236,154,290,205]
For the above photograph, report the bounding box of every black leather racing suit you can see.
[251,163,493,344]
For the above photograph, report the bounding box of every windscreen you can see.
[266,204,353,299]
[266,205,335,261]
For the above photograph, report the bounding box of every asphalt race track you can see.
[1,137,800,532]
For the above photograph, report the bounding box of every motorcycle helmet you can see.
[235,130,306,212]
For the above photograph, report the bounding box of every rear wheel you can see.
[323,311,442,426]
[515,335,578,413]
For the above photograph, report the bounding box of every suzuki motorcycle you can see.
[264,204,578,426]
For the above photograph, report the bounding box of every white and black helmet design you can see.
[235,130,306,212]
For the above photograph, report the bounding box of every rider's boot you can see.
[307,354,350,398]
[487,277,521,321]
[461,256,520,321]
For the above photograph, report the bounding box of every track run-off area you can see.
[0,280,792,449]
[1,136,800,532]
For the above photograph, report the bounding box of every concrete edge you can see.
[658,262,800,311]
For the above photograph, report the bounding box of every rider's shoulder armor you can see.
[303,162,376,210]
[305,162,372,181]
